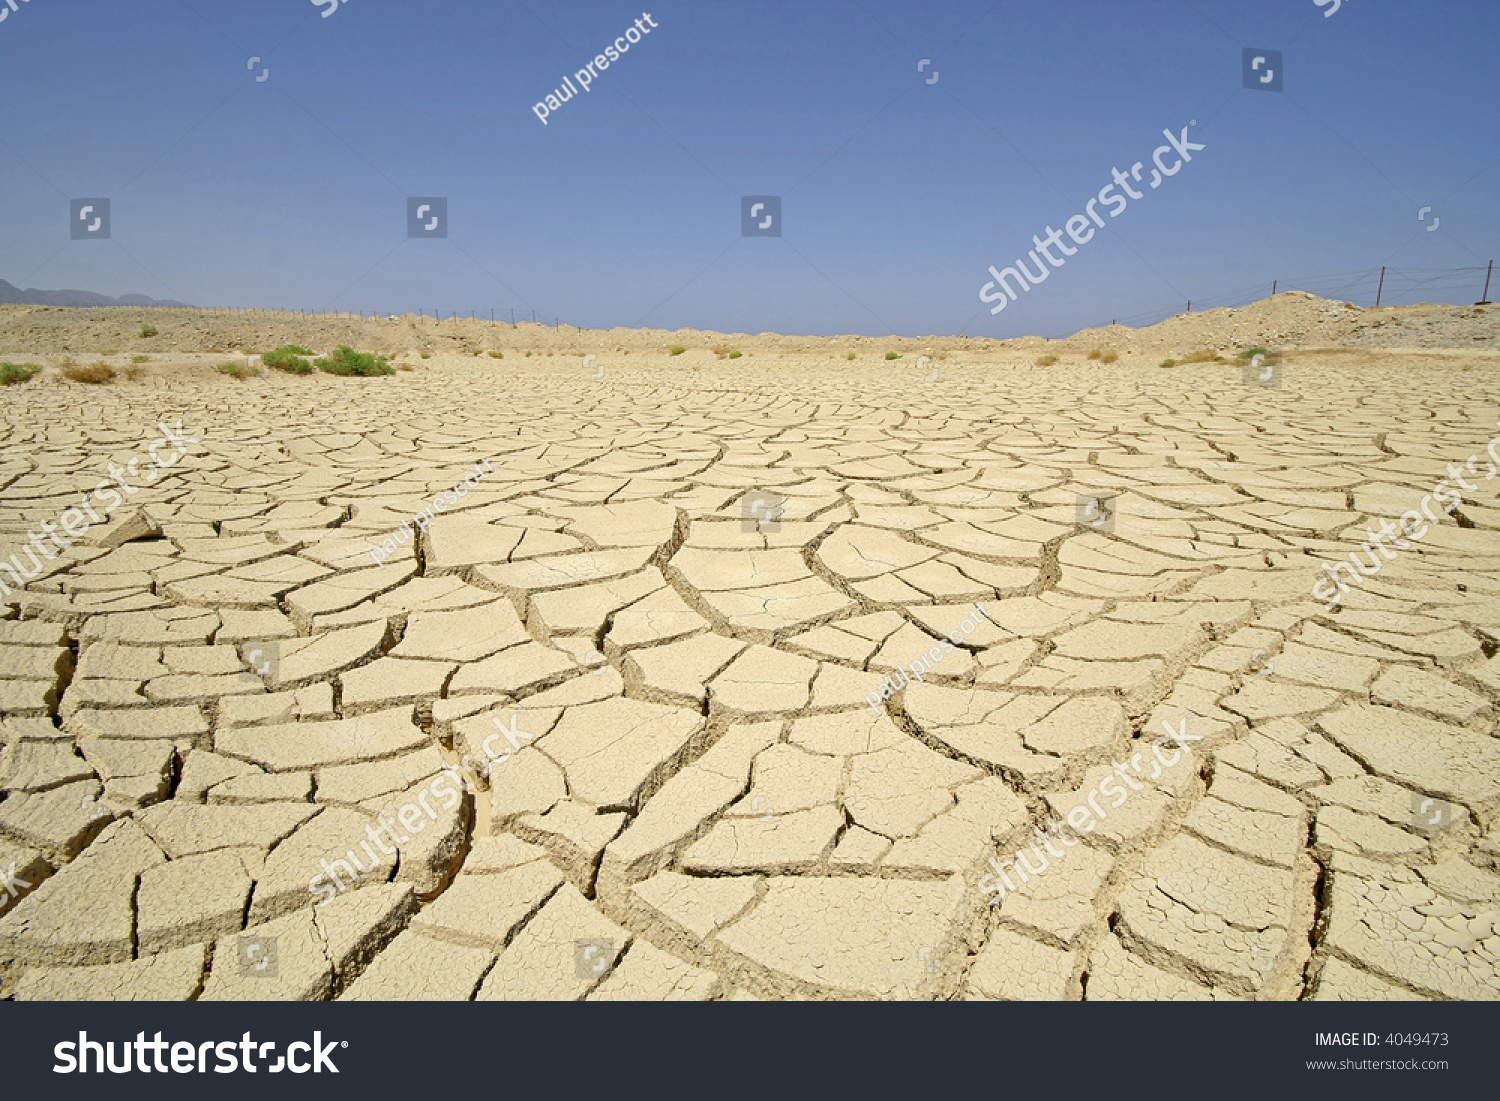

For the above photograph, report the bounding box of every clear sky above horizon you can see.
[2,0,1496,338]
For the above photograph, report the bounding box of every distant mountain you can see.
[0,278,190,309]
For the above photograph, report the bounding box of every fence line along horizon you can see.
[0,260,1492,343]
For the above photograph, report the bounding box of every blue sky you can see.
[1,0,1496,337]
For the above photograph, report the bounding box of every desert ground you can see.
[0,293,1497,1001]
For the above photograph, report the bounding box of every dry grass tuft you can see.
[63,362,115,384]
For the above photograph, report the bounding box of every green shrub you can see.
[262,346,313,374]
[216,362,258,380]
[1159,359,1177,368]
[846,352,856,360]
[314,346,395,377]
[669,346,686,356]
[0,362,42,385]
[1035,355,1058,366]
[727,351,742,359]
[487,351,504,358]
[139,324,157,338]
[130,355,149,364]
[885,351,899,360]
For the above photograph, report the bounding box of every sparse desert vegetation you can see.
[315,346,395,377]
[262,346,314,374]
[0,361,41,385]
[62,362,115,383]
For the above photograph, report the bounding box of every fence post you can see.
[1482,260,1493,303]
[1186,301,1191,313]
[1375,266,1386,307]
[1271,280,1277,295]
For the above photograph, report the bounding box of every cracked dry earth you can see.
[2,354,1499,1002]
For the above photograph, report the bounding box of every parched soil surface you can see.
[0,302,1497,1001]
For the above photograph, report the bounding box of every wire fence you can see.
[1106,263,1495,330]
